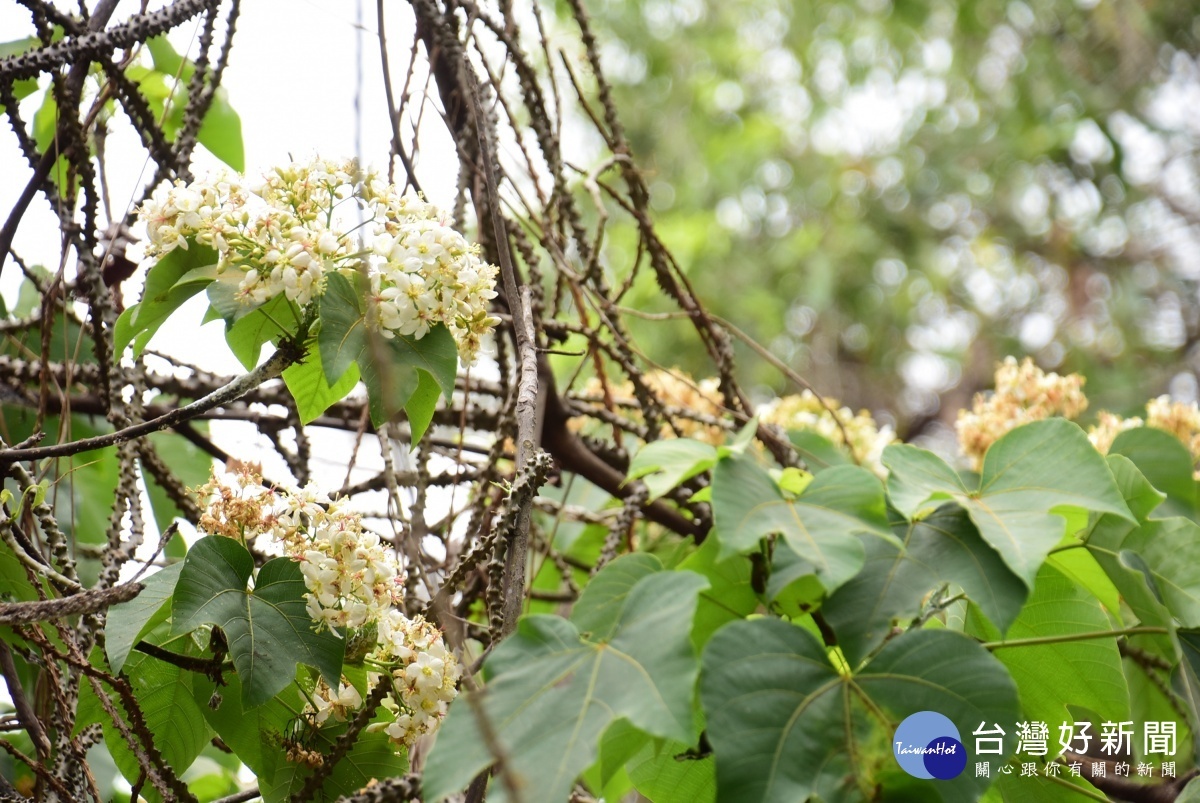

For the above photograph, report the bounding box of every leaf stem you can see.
[984,626,1169,651]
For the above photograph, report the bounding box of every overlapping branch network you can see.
[0,0,812,799]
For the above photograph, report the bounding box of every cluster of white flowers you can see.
[301,613,463,750]
[198,468,404,631]
[370,612,463,747]
[758,391,896,477]
[307,678,365,726]
[196,468,460,753]
[137,156,499,362]
[269,487,405,632]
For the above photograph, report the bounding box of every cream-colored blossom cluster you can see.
[571,369,728,444]
[302,613,462,751]
[307,678,364,726]
[1089,396,1200,476]
[644,369,727,443]
[1145,395,1200,460]
[198,469,403,631]
[759,391,896,477]
[571,370,897,471]
[956,357,1088,470]
[1087,411,1144,455]
[370,612,463,747]
[137,157,499,361]
[195,469,460,753]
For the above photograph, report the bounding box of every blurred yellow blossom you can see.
[572,368,728,445]
[956,357,1088,470]
[1146,395,1200,464]
[1087,411,1143,455]
[759,391,895,477]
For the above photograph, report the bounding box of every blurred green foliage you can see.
[582,0,1200,434]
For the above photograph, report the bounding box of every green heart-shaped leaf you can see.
[700,622,1019,803]
[885,419,1133,587]
[424,567,708,803]
[171,536,344,707]
[712,454,893,594]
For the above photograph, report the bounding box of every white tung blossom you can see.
[137,156,499,362]
[196,469,461,755]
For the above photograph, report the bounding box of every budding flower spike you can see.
[137,156,500,363]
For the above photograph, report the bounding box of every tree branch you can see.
[0,345,297,465]
[0,582,142,625]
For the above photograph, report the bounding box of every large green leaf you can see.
[627,738,716,803]
[711,454,892,594]
[1179,778,1200,803]
[628,439,718,501]
[192,673,300,785]
[1125,655,1194,763]
[424,568,709,803]
[1171,629,1200,766]
[1084,455,1176,658]
[570,553,663,640]
[822,503,1027,667]
[282,345,360,425]
[1046,546,1123,624]
[2,409,116,567]
[1120,517,1200,628]
[884,419,1133,587]
[115,244,218,355]
[30,91,73,199]
[982,564,1129,730]
[368,324,456,416]
[594,718,652,788]
[981,772,1105,802]
[404,367,443,443]
[222,293,299,369]
[257,726,407,803]
[196,87,244,172]
[677,536,760,652]
[788,430,852,473]
[106,562,184,673]
[171,536,344,706]
[318,271,458,430]
[1110,427,1197,516]
[0,38,39,111]
[144,36,244,170]
[315,270,368,381]
[700,622,1019,803]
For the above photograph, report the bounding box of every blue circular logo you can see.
[893,712,966,780]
